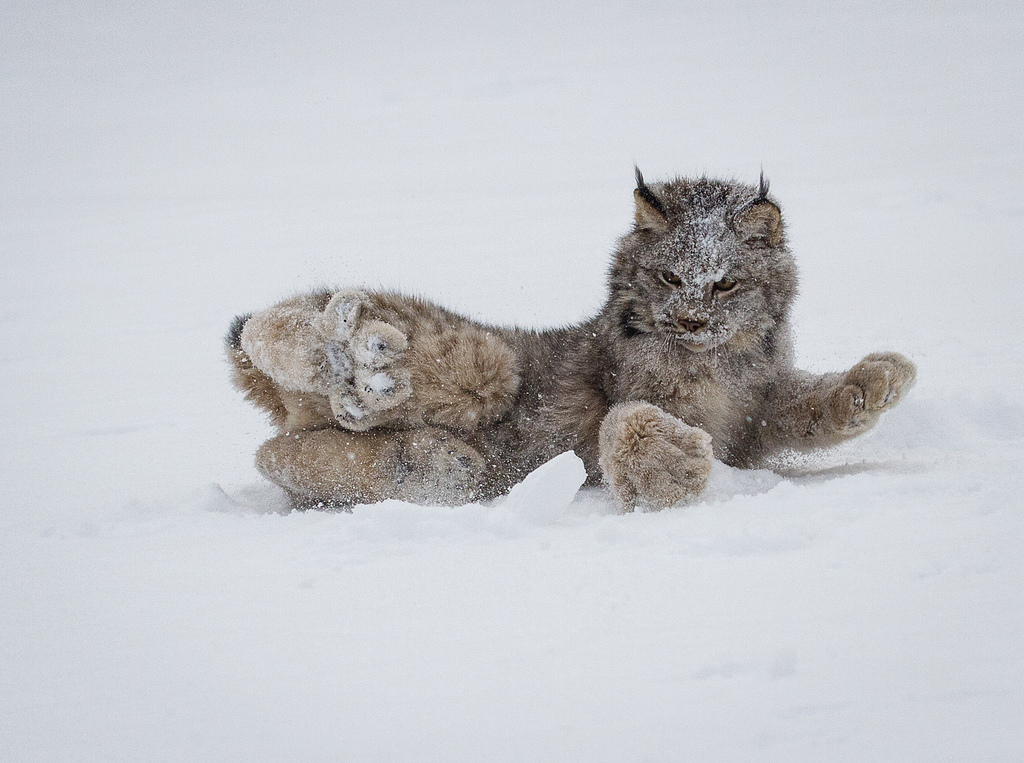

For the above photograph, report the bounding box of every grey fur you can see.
[228,173,916,511]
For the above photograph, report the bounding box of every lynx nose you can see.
[676,316,707,333]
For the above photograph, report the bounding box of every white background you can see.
[2,1,1022,760]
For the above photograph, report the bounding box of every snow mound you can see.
[500,450,588,523]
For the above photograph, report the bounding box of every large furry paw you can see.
[826,352,917,433]
[598,401,713,513]
[254,427,485,508]
[409,325,521,431]
[314,290,412,431]
[394,429,486,505]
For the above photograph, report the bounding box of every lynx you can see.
[226,170,916,511]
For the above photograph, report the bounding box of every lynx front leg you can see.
[763,351,917,453]
[598,401,713,513]
[255,426,486,508]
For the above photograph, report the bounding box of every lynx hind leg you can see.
[237,288,521,433]
[316,291,414,431]
[598,402,713,513]
[226,313,290,428]
[332,290,521,432]
[255,426,486,508]
[827,351,917,434]
[314,290,521,433]
[406,323,521,432]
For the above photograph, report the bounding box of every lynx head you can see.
[608,169,798,354]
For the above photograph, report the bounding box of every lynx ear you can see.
[735,173,782,245]
[633,167,669,233]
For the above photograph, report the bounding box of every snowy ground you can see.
[3,1,1024,760]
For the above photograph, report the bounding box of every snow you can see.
[500,451,588,523]
[2,0,1024,760]
[366,372,395,395]
[343,403,365,421]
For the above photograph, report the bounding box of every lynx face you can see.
[611,173,798,353]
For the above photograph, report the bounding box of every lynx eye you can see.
[713,277,737,293]
[659,270,682,286]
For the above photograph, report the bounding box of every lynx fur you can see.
[227,171,916,511]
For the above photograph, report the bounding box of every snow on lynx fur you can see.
[226,171,916,511]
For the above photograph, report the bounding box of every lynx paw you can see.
[827,352,917,432]
[315,291,412,431]
[394,429,486,505]
[598,401,713,513]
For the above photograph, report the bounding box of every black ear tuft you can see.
[634,166,666,218]
[732,169,782,244]
[757,169,770,201]
[633,166,668,231]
